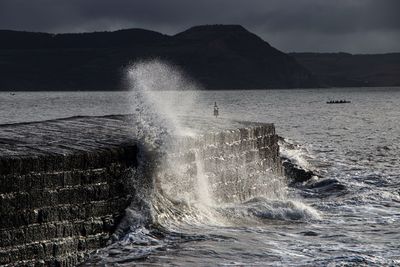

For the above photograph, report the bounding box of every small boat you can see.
[326,100,351,104]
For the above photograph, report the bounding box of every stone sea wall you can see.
[0,147,138,266]
[0,116,284,266]
[169,124,284,203]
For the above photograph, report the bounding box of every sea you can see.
[1,87,399,266]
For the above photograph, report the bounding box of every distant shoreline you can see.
[2,86,400,92]
[1,25,399,90]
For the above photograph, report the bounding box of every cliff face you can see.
[291,52,400,87]
[170,25,317,89]
[0,25,318,90]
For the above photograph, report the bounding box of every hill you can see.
[0,25,317,90]
[291,52,400,87]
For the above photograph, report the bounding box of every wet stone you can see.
[0,115,281,266]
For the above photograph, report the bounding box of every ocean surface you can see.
[1,87,400,266]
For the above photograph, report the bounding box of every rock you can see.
[282,157,314,183]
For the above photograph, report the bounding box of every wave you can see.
[218,197,320,223]
[124,60,321,227]
[82,60,323,266]
[279,137,314,170]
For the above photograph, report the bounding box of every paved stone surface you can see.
[0,115,141,176]
[0,115,139,159]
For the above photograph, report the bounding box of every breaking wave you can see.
[83,60,320,266]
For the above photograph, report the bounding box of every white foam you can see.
[125,60,320,229]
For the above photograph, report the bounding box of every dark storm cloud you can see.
[0,0,399,53]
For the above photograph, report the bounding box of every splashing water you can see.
[128,60,318,227]
[127,60,199,139]
[84,60,320,266]
[194,149,214,207]
[125,59,224,226]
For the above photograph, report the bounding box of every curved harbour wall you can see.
[0,115,283,266]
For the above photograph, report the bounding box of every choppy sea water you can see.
[1,87,400,266]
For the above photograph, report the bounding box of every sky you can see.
[0,0,399,54]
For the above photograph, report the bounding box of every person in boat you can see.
[213,102,219,118]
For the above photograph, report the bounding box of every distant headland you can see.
[0,25,399,91]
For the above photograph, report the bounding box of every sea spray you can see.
[126,60,223,226]
[122,59,319,232]
[194,149,214,206]
[83,60,322,266]
[127,60,199,139]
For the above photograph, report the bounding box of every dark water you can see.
[1,87,400,266]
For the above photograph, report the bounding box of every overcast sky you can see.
[0,0,399,53]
